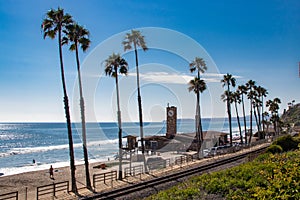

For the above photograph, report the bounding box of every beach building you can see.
[142,105,228,154]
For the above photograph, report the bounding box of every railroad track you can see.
[83,146,267,200]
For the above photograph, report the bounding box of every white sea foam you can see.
[0,139,119,158]
[0,157,113,177]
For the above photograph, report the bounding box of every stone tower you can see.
[166,105,177,139]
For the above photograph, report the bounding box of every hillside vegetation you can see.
[147,136,300,200]
[281,103,300,126]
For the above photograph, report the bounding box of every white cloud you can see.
[126,72,242,85]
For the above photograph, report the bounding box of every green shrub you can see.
[266,144,283,154]
[148,151,300,200]
[273,135,299,151]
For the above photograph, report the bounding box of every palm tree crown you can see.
[188,77,207,94]
[105,53,128,76]
[238,85,248,95]
[123,30,148,51]
[189,57,207,75]
[221,91,232,102]
[246,80,256,90]
[42,8,73,39]
[232,91,241,104]
[221,73,236,88]
[62,23,90,52]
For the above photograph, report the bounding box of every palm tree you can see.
[254,86,267,134]
[266,98,281,135]
[221,73,236,146]
[189,57,207,157]
[122,30,148,171]
[62,23,92,189]
[256,86,268,133]
[232,91,243,144]
[262,111,270,135]
[188,77,207,158]
[104,53,128,180]
[237,85,248,144]
[252,88,261,133]
[246,80,256,144]
[41,8,78,193]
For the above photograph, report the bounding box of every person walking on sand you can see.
[49,165,54,179]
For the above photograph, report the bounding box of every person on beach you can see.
[49,165,54,179]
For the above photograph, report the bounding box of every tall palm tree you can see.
[266,98,281,135]
[41,8,77,193]
[221,73,236,146]
[189,57,207,157]
[237,85,248,144]
[104,53,128,180]
[246,80,256,144]
[232,91,243,144]
[122,30,148,171]
[256,86,268,133]
[188,77,207,158]
[262,111,270,135]
[62,23,92,189]
[252,88,261,133]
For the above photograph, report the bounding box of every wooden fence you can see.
[36,181,69,200]
[93,170,117,188]
[175,155,193,166]
[124,165,143,178]
[0,191,18,200]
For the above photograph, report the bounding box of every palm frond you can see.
[62,22,90,52]
[41,7,73,40]
[104,53,128,77]
[188,77,207,94]
[189,57,207,74]
[123,29,148,52]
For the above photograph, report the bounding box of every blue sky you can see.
[0,0,299,122]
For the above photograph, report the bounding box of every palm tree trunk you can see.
[256,105,261,132]
[241,95,247,144]
[58,29,77,194]
[199,102,203,150]
[235,102,243,144]
[256,104,262,138]
[274,114,279,135]
[75,44,91,189]
[227,86,233,146]
[253,105,259,135]
[134,47,147,173]
[115,67,123,180]
[261,97,265,133]
[227,100,233,146]
[249,99,253,145]
[196,92,201,159]
[197,71,203,158]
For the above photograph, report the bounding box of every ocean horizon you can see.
[0,118,252,176]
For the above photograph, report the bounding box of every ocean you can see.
[0,119,249,176]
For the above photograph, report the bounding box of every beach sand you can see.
[0,152,186,200]
[0,143,269,200]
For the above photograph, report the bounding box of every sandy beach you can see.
[0,151,188,200]
[0,161,92,199]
